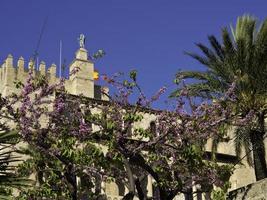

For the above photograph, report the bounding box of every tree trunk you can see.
[127,153,178,200]
[122,157,135,200]
[122,192,135,200]
[65,164,78,200]
[123,157,135,193]
[250,113,267,181]
[135,178,145,200]
[158,187,176,200]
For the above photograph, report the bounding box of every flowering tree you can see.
[0,70,253,200]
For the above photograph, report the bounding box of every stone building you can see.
[0,38,266,199]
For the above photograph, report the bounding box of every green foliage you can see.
[129,70,137,82]
[16,137,109,199]
[172,15,267,104]
[172,15,267,167]
[13,81,24,89]
[123,113,143,122]
[205,165,232,200]
[92,49,106,60]
[182,144,204,170]
[0,131,30,199]
[211,189,227,200]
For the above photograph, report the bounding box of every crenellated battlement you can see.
[0,47,108,100]
[0,54,61,96]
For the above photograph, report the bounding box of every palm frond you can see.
[195,43,217,63]
[208,35,225,61]
[170,82,216,98]
[175,71,212,83]
[234,126,253,165]
[0,131,20,145]
[0,131,31,197]
[222,28,235,56]
[184,52,210,66]
[231,15,257,43]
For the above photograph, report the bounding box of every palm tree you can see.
[0,130,30,199]
[171,15,267,181]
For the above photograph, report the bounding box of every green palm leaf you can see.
[0,131,31,198]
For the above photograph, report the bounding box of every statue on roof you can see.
[78,34,86,48]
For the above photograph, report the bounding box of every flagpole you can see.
[59,40,62,77]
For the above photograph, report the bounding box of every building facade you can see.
[0,41,265,199]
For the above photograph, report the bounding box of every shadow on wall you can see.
[227,178,267,200]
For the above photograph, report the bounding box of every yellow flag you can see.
[94,71,99,80]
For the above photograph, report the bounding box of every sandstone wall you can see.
[228,178,267,200]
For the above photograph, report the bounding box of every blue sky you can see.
[0,0,266,107]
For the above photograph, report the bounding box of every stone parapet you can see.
[227,178,267,200]
[0,54,60,96]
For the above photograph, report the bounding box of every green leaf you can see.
[129,70,137,82]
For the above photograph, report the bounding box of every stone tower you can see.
[0,36,108,100]
[69,47,94,98]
